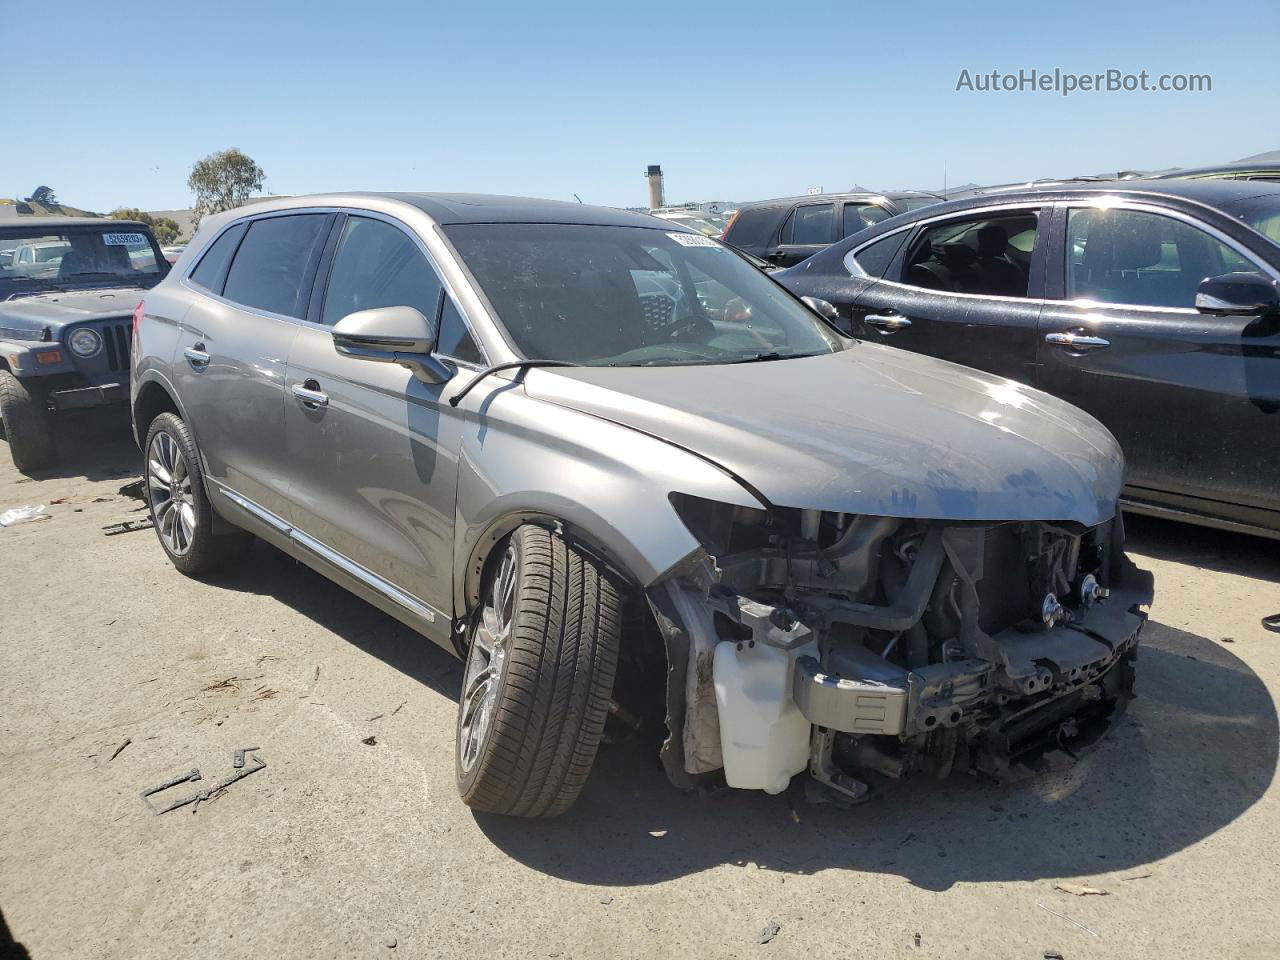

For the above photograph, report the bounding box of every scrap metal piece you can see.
[141,768,202,815]
[103,518,155,536]
[232,747,260,769]
[160,756,267,815]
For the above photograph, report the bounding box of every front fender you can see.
[452,386,762,618]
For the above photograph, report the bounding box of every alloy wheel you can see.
[458,545,516,772]
[147,430,195,555]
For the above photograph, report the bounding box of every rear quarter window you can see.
[188,222,247,294]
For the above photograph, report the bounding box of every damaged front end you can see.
[647,495,1154,801]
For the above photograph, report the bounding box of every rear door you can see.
[174,212,331,520]
[283,213,486,627]
[840,205,1047,383]
[1036,201,1280,522]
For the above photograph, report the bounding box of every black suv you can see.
[721,191,941,267]
[0,217,169,471]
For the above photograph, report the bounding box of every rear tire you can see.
[143,412,252,575]
[0,371,54,473]
[456,525,623,817]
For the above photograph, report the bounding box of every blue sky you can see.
[9,0,1279,212]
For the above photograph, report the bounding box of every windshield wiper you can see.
[728,351,819,364]
[448,359,581,407]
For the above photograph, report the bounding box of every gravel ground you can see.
[1,412,1278,959]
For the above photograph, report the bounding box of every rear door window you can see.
[223,214,329,318]
[188,222,247,294]
[783,203,835,245]
[901,210,1040,297]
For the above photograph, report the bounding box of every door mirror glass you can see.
[332,305,450,383]
[1194,273,1280,316]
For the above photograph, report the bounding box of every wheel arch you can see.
[131,373,186,448]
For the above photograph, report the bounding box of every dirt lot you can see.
[2,412,1278,960]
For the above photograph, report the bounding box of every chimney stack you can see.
[645,165,665,210]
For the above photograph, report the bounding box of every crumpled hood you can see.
[0,289,144,334]
[522,342,1125,526]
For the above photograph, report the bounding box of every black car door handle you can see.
[766,251,788,261]
[291,380,329,408]
[183,344,210,367]
[1045,331,1110,351]
[864,313,912,332]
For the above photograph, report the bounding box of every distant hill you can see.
[0,197,101,217]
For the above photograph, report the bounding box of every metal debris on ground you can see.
[361,736,378,746]
[391,701,407,716]
[109,738,132,761]
[913,932,921,947]
[366,713,384,722]
[140,749,267,816]
[0,505,49,526]
[117,478,147,500]
[1044,952,1065,959]
[599,895,613,905]
[648,829,668,838]
[1054,882,1109,897]
[1036,902,1100,939]
[756,920,781,945]
[1122,873,1152,882]
[1263,614,1280,633]
[102,518,154,536]
[232,747,260,769]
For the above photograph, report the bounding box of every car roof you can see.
[1148,161,1280,179]
[737,191,938,210]
[0,216,148,230]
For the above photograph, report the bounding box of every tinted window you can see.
[785,203,835,245]
[848,231,909,278]
[321,216,443,326]
[223,215,328,318]
[437,297,483,363]
[189,222,246,294]
[444,223,842,367]
[1067,208,1267,308]
[723,207,783,248]
[902,210,1039,297]
[842,203,891,239]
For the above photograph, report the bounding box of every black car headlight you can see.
[68,328,102,358]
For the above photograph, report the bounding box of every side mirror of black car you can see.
[801,296,840,322]
[332,305,451,384]
[1194,273,1280,316]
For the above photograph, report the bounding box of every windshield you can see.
[0,226,167,294]
[445,223,845,367]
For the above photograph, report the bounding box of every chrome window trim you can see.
[215,481,443,624]
[1060,199,1280,312]
[179,205,492,366]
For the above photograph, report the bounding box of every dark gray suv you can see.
[131,193,1151,817]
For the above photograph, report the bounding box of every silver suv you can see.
[131,194,1152,817]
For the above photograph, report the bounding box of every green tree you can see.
[26,185,57,205]
[187,148,265,220]
[109,208,182,246]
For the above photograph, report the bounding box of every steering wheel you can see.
[664,314,715,342]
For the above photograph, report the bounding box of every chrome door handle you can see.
[291,383,329,408]
[864,313,912,332]
[1045,332,1110,351]
[183,346,210,367]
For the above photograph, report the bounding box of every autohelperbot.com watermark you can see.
[955,68,1212,96]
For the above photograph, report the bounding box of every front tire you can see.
[143,412,252,575]
[0,371,54,473]
[456,525,623,818]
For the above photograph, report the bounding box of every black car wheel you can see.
[144,412,252,574]
[0,370,54,473]
[456,524,622,818]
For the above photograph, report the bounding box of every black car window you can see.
[847,231,909,278]
[901,210,1039,297]
[321,216,444,326]
[436,296,483,364]
[783,203,835,245]
[1066,208,1267,309]
[223,215,328,319]
[188,222,247,294]
[723,207,782,248]
[842,203,891,239]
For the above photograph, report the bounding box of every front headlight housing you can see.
[68,327,102,358]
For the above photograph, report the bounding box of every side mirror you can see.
[332,306,451,384]
[801,296,840,322]
[1194,273,1280,316]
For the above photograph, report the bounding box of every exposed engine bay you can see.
[647,495,1155,800]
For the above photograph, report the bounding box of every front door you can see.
[768,201,836,267]
[845,206,1047,384]
[173,212,331,520]
[284,214,480,631]
[1036,202,1280,523]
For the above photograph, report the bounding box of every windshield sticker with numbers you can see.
[102,233,147,246]
[667,232,722,248]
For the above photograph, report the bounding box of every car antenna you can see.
[448,360,580,407]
